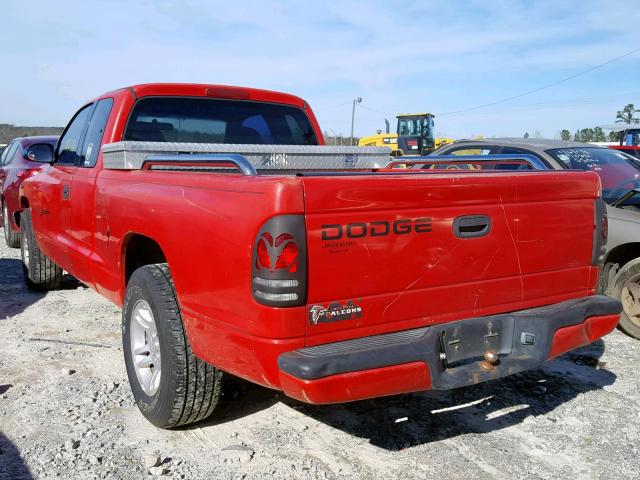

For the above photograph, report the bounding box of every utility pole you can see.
[350,97,362,146]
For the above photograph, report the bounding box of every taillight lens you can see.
[255,233,299,273]
[256,233,273,269]
[252,215,306,307]
[275,238,298,272]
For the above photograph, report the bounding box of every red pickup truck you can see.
[18,84,621,428]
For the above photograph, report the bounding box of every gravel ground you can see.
[1,238,640,480]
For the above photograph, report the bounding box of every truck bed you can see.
[92,141,604,348]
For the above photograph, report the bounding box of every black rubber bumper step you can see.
[278,295,621,390]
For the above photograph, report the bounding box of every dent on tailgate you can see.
[302,171,600,344]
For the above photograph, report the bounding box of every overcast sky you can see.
[1,0,639,138]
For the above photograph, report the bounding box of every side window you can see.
[1,142,18,166]
[56,104,93,165]
[242,115,272,143]
[79,98,114,167]
[284,114,304,139]
[500,147,546,169]
[448,147,493,156]
[0,144,9,165]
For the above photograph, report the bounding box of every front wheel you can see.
[612,259,640,340]
[122,264,223,428]
[3,201,20,248]
[20,208,62,290]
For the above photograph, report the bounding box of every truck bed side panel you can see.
[91,172,308,386]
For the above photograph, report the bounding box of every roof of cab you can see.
[440,137,600,153]
[99,83,308,109]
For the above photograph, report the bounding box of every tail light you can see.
[252,215,306,307]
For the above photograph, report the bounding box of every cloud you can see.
[0,0,638,138]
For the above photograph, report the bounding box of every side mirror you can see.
[24,144,54,164]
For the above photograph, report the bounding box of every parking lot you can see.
[0,239,639,479]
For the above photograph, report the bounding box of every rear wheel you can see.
[122,263,223,428]
[3,202,20,248]
[20,208,62,290]
[612,259,640,340]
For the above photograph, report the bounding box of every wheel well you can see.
[605,243,640,270]
[602,243,640,293]
[13,197,30,227]
[123,234,167,286]
[1,196,22,227]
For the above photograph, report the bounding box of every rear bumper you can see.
[278,295,621,404]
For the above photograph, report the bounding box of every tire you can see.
[3,201,20,248]
[122,263,223,428]
[612,258,640,340]
[20,208,62,290]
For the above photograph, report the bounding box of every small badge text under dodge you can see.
[309,301,363,325]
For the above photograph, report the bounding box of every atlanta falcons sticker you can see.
[309,301,363,325]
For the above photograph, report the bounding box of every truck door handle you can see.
[62,185,71,200]
[453,215,491,238]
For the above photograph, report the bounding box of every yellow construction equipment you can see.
[359,113,454,155]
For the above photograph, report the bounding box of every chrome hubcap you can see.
[130,300,162,396]
[621,275,640,328]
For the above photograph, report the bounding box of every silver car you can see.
[433,138,640,340]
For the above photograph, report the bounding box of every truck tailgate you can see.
[302,171,601,343]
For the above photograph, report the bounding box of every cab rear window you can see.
[124,97,318,145]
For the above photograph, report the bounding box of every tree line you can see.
[0,124,64,144]
[562,127,614,143]
[526,104,640,143]
[322,132,359,146]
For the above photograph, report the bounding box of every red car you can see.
[606,126,640,159]
[0,136,57,247]
[18,84,620,428]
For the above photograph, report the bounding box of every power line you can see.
[354,90,640,121]
[359,105,393,116]
[441,91,640,116]
[313,101,353,111]
[438,47,640,116]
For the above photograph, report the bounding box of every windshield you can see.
[547,147,640,202]
[622,129,640,146]
[124,97,318,145]
[397,116,434,139]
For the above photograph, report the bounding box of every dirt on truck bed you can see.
[1,241,639,480]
